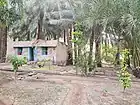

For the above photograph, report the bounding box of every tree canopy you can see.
[71,0,140,67]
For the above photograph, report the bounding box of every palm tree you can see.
[11,0,75,41]
[71,0,140,71]
[0,0,7,62]
[71,0,108,70]
[0,0,23,62]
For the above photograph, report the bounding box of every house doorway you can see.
[29,47,34,61]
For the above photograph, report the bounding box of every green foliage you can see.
[102,44,117,63]
[10,56,27,72]
[72,31,84,45]
[37,61,45,68]
[37,59,51,68]
[0,0,22,26]
[0,0,7,6]
[72,0,140,68]
[72,23,95,75]
[118,49,131,91]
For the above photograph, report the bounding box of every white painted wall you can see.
[56,43,68,65]
[7,36,15,56]
[36,47,56,63]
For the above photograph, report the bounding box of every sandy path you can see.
[0,71,140,105]
[0,100,6,105]
[62,83,85,105]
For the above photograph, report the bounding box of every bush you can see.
[37,61,45,68]
[117,49,131,91]
[10,56,27,72]
[37,59,51,68]
[102,44,117,63]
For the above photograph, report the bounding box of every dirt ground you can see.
[0,68,140,105]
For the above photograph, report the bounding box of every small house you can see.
[7,39,68,65]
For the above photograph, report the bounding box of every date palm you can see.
[0,0,23,62]
[11,0,75,41]
[71,0,140,70]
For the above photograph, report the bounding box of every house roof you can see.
[13,40,58,47]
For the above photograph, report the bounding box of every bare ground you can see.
[0,69,140,105]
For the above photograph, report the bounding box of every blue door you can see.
[28,47,34,61]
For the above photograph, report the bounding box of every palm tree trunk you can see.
[116,34,121,65]
[88,26,94,72]
[37,10,44,40]
[0,26,7,63]
[64,29,66,43]
[95,24,102,67]
[27,31,30,40]
[37,20,42,39]
[74,35,77,65]
[105,33,108,57]
[95,37,102,67]
[67,25,73,65]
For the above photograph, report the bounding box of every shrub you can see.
[10,56,27,79]
[102,44,117,63]
[37,61,45,68]
[117,49,131,91]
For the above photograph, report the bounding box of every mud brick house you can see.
[7,39,68,65]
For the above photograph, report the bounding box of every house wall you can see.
[7,37,67,64]
[7,45,56,62]
[15,47,28,58]
[56,43,68,65]
[35,47,56,63]
[7,37,15,56]
[13,47,56,62]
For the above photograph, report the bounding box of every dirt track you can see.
[0,100,6,105]
[0,71,140,105]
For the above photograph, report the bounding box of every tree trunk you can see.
[74,35,77,65]
[67,24,73,65]
[37,10,44,40]
[0,26,7,63]
[105,33,108,57]
[64,29,66,43]
[95,24,102,67]
[27,31,30,41]
[95,37,102,67]
[115,34,121,65]
[37,20,42,39]
[88,26,95,72]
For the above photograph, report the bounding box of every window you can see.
[42,47,48,55]
[17,47,23,55]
